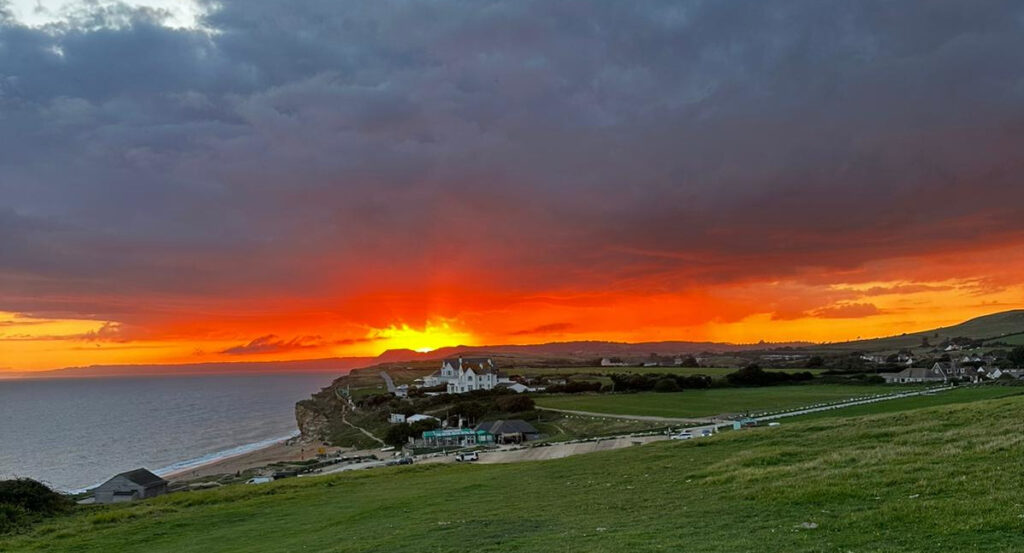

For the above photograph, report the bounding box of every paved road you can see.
[380,371,396,393]
[752,385,954,422]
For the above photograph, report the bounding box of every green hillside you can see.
[535,384,895,418]
[820,309,1024,351]
[5,393,1024,552]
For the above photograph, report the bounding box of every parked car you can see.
[455,451,479,462]
[245,477,273,485]
[385,457,414,466]
[670,432,693,440]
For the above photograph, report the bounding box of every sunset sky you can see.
[3,1,1024,371]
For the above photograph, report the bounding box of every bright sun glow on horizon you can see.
[367,320,476,354]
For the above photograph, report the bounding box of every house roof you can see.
[476,419,539,435]
[445,357,498,374]
[116,468,167,488]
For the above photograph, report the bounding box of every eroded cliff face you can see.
[294,372,353,442]
[294,401,330,441]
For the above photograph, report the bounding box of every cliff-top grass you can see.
[3,390,1023,552]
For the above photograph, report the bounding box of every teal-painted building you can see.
[421,428,494,447]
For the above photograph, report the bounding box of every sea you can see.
[0,373,337,492]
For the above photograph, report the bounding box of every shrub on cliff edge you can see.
[0,479,72,534]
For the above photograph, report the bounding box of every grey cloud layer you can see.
[3,0,1024,319]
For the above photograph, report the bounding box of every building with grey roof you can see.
[92,468,168,504]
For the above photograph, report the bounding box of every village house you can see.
[499,382,542,394]
[389,413,440,425]
[880,365,947,384]
[92,468,168,504]
[600,357,629,367]
[406,414,440,424]
[895,352,915,366]
[422,357,511,394]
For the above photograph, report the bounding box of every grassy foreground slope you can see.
[6,396,1024,553]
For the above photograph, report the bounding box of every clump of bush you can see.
[495,394,535,412]
[610,373,713,392]
[545,381,603,394]
[725,366,814,387]
[0,478,73,534]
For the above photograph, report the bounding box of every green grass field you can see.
[508,366,823,379]
[4,393,1024,552]
[533,384,903,418]
[985,333,1024,346]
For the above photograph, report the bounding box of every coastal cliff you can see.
[294,402,330,441]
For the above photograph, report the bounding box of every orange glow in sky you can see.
[4,255,1023,373]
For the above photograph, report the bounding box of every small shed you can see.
[93,468,168,504]
[732,418,758,430]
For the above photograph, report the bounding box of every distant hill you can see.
[813,309,1024,352]
[13,339,810,379]
[12,357,376,379]
[14,310,1024,378]
[374,339,813,362]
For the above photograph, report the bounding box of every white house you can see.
[880,365,947,384]
[422,357,510,394]
[407,414,440,424]
[501,382,541,394]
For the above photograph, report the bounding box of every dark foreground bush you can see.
[0,478,72,534]
[725,366,815,387]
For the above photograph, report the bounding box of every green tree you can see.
[495,394,535,412]
[1008,346,1024,367]
[383,424,413,448]
[451,401,487,423]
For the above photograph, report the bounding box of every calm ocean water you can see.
[0,373,336,491]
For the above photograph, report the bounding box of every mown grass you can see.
[534,384,901,418]
[508,366,823,379]
[532,412,665,441]
[4,394,1024,552]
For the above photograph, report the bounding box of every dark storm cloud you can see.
[220,334,380,355]
[3,0,1024,320]
[510,323,574,336]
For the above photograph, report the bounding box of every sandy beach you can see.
[165,439,343,482]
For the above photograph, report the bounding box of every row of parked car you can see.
[670,428,714,440]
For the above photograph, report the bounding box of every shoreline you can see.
[161,435,337,482]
